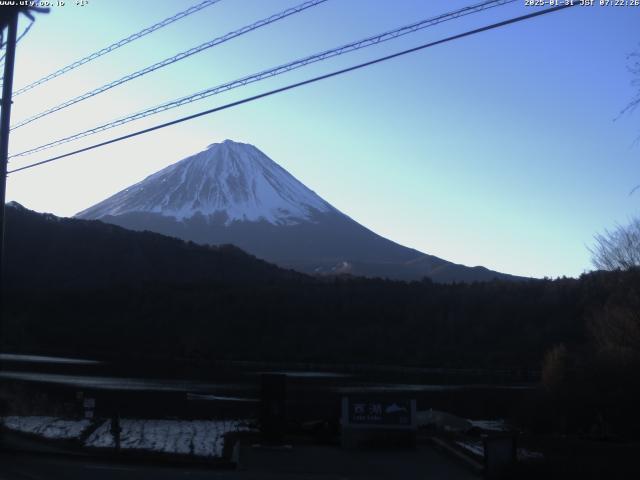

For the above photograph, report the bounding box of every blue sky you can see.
[5,0,640,278]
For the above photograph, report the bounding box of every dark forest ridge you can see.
[5,201,301,290]
[3,202,636,371]
[75,140,524,283]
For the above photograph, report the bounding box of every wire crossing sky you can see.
[7,4,576,175]
[12,0,224,97]
[5,0,640,279]
[10,0,328,130]
[9,0,515,157]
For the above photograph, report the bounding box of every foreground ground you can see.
[0,444,477,480]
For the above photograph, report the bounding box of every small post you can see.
[260,373,287,445]
[110,412,122,452]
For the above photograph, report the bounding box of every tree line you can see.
[0,204,633,372]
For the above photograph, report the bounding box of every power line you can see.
[7,3,576,175]
[15,18,33,43]
[0,19,32,63]
[10,0,516,158]
[10,0,328,131]
[11,0,223,97]
[0,19,34,88]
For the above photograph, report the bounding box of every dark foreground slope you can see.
[2,204,636,370]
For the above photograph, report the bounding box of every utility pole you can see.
[0,10,19,324]
[0,9,18,425]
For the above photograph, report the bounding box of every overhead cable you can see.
[12,0,224,97]
[8,4,577,174]
[10,0,515,155]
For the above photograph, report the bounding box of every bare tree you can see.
[593,48,640,271]
[621,47,640,119]
[590,217,640,271]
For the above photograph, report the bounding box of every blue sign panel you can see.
[346,397,413,427]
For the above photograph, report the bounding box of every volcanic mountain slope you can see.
[76,140,521,283]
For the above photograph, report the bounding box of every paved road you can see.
[1,445,478,480]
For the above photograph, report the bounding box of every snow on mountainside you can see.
[76,139,522,283]
[77,140,332,225]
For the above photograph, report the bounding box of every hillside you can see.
[4,203,631,370]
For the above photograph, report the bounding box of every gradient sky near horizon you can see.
[4,0,640,279]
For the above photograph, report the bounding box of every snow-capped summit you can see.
[77,140,332,225]
[77,140,521,283]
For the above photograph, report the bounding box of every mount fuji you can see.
[76,140,519,282]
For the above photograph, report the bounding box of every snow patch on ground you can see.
[455,439,544,461]
[456,440,485,457]
[186,393,259,402]
[417,410,510,433]
[468,419,509,431]
[416,409,471,432]
[1,416,91,440]
[85,418,251,458]
[0,353,102,365]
